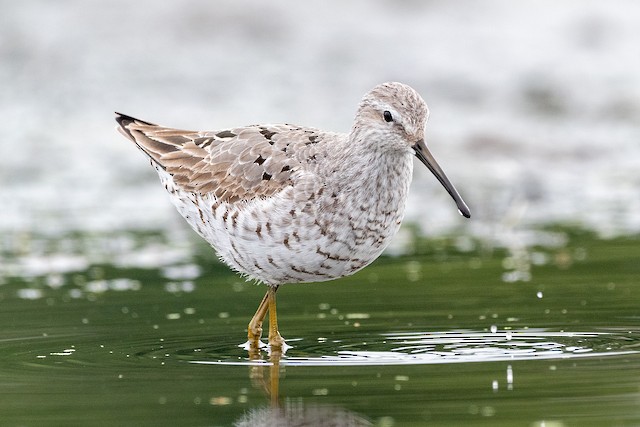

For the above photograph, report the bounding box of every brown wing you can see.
[115,113,303,203]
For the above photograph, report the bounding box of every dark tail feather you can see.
[115,112,156,127]
[115,112,175,170]
[115,112,157,141]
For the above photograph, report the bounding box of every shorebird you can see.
[115,82,470,351]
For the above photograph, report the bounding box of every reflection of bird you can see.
[116,82,470,351]
[234,403,372,427]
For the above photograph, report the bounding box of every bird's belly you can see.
[165,182,403,285]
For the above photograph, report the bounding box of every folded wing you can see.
[116,113,302,203]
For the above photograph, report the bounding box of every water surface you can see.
[1,227,639,425]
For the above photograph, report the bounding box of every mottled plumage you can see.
[116,82,470,349]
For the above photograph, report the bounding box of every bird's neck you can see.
[329,133,414,212]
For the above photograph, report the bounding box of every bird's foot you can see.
[248,322,263,344]
[268,331,289,357]
[269,331,285,348]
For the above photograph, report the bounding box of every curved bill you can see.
[413,139,471,218]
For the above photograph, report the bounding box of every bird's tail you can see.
[115,112,197,169]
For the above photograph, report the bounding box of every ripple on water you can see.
[146,328,639,367]
[6,328,639,377]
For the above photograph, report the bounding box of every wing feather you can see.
[115,113,308,203]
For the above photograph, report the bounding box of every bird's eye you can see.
[383,111,393,123]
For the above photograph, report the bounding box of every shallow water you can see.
[1,227,639,425]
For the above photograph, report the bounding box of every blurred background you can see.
[1,0,639,240]
[2,3,640,425]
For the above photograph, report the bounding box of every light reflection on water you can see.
[15,328,636,368]
[160,329,640,367]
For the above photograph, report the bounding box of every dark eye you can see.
[383,111,393,122]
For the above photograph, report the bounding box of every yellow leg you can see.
[246,287,285,406]
[267,286,285,350]
[247,285,286,351]
[247,290,271,344]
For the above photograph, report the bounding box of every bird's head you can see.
[354,82,470,218]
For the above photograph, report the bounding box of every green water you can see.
[1,227,639,426]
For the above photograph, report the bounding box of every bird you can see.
[115,82,470,352]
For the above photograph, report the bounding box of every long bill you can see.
[413,139,471,219]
